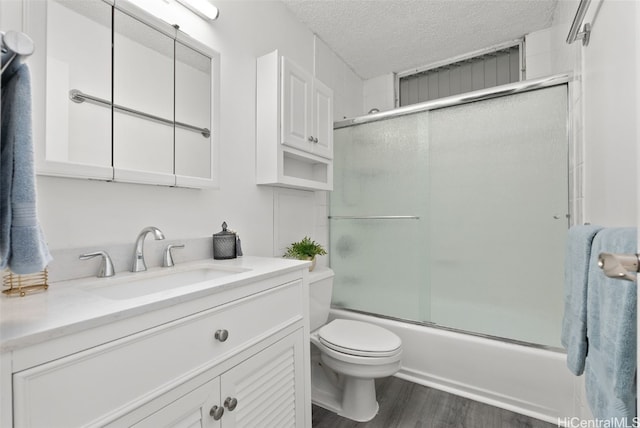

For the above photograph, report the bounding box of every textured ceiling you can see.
[282,0,558,79]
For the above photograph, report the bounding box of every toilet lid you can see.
[318,319,402,357]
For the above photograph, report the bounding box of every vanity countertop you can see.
[0,256,309,353]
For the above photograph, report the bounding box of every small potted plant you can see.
[283,236,327,271]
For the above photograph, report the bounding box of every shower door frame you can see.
[335,73,572,130]
[331,73,575,351]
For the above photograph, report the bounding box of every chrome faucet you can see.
[132,226,165,272]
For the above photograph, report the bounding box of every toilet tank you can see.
[308,266,335,331]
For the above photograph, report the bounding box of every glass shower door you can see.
[428,86,568,346]
[330,114,430,321]
[330,85,569,347]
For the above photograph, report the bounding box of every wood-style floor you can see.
[311,376,555,428]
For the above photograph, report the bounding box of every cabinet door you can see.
[312,79,333,159]
[281,57,313,153]
[219,330,305,428]
[175,41,214,188]
[130,378,221,428]
[43,0,113,179]
[112,9,175,185]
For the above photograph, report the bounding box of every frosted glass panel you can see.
[330,85,569,347]
[428,86,568,347]
[332,116,429,216]
[330,219,428,320]
[331,115,430,321]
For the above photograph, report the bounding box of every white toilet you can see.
[308,266,402,422]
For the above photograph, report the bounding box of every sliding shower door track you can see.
[334,73,571,129]
[332,306,565,352]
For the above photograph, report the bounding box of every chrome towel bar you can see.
[598,252,639,282]
[69,89,211,138]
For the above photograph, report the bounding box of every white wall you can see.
[363,73,395,114]
[581,0,638,226]
[1,0,363,270]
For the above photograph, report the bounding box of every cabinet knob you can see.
[224,397,238,411]
[214,329,229,342]
[308,136,315,142]
[313,137,319,143]
[209,405,224,420]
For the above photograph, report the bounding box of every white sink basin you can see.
[87,266,249,300]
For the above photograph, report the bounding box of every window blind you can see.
[399,45,521,107]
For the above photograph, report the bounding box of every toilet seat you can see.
[318,319,402,358]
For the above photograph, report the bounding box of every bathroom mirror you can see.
[43,0,113,180]
[36,0,219,188]
[113,8,175,185]
[175,40,213,184]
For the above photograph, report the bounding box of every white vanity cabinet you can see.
[117,331,304,428]
[5,268,310,427]
[256,50,334,191]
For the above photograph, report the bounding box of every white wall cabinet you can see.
[7,274,309,427]
[257,50,334,191]
[311,81,334,159]
[281,57,333,159]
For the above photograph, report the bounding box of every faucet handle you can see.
[80,251,115,278]
[163,244,185,268]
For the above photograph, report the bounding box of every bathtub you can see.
[329,308,580,425]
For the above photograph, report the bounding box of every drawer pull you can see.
[214,329,229,342]
[209,405,224,420]
[224,397,238,411]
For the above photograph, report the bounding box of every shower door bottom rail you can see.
[333,306,564,352]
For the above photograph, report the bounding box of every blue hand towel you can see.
[585,228,637,422]
[561,224,603,375]
[1,55,53,274]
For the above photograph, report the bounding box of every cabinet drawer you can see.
[13,280,303,428]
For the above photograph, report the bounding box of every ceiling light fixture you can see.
[176,0,219,21]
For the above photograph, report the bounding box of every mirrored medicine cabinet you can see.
[29,0,220,188]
